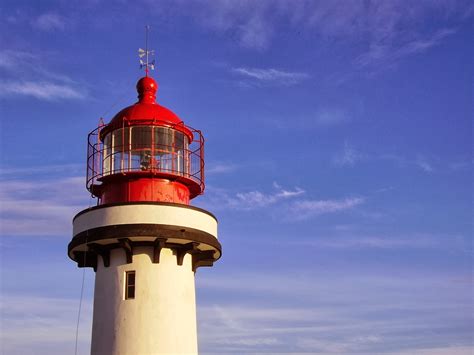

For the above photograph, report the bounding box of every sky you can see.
[0,0,473,354]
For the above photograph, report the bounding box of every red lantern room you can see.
[86,75,204,205]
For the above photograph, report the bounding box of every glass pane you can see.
[174,131,185,150]
[100,126,195,177]
[154,127,172,172]
[131,127,152,171]
[112,128,130,173]
[103,133,112,175]
[174,131,188,175]
[127,271,135,285]
[132,126,151,150]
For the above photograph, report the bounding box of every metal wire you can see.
[74,261,86,355]
[74,195,94,355]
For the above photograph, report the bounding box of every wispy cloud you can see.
[286,233,468,250]
[206,162,240,175]
[388,346,474,355]
[0,295,92,355]
[416,155,434,173]
[0,80,86,100]
[0,50,35,71]
[232,67,310,86]
[333,146,440,174]
[32,13,66,31]
[333,141,366,167]
[269,107,351,131]
[203,183,304,211]
[380,153,436,173]
[233,184,305,210]
[291,197,365,220]
[146,0,471,71]
[0,174,89,236]
[314,107,349,126]
[203,183,364,221]
[197,270,472,353]
[238,14,273,50]
[449,159,473,171]
[355,27,457,70]
[0,164,82,176]
[0,50,86,101]
[166,0,275,50]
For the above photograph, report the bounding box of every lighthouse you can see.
[68,45,221,354]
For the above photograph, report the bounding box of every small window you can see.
[125,271,136,300]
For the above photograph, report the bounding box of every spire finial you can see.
[138,25,155,77]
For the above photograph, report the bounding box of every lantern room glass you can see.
[102,126,189,176]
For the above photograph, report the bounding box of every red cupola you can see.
[86,76,205,205]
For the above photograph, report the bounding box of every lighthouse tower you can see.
[68,49,221,354]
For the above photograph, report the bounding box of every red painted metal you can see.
[96,177,191,205]
[100,77,193,141]
[86,77,205,205]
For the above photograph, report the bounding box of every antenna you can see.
[138,25,155,77]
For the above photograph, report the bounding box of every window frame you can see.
[124,270,136,300]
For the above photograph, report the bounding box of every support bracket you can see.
[176,242,200,266]
[118,238,133,264]
[88,243,111,267]
[73,250,98,270]
[192,250,215,272]
[153,237,167,263]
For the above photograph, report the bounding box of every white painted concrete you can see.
[91,246,198,355]
[73,204,217,239]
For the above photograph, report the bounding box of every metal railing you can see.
[86,123,205,195]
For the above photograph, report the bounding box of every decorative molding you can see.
[69,223,221,259]
[71,238,219,272]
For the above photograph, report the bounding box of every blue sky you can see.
[0,1,472,354]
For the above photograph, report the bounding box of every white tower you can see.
[68,73,221,354]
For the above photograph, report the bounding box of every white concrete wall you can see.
[73,204,217,240]
[91,246,198,355]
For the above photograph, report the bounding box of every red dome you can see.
[101,76,189,137]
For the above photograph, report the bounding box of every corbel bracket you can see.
[118,238,133,264]
[88,243,111,267]
[153,237,167,264]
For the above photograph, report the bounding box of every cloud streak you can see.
[416,155,434,173]
[0,80,86,100]
[0,295,92,355]
[355,27,458,70]
[0,174,89,236]
[145,0,471,70]
[0,50,86,101]
[32,13,66,31]
[285,233,469,251]
[206,162,240,175]
[314,107,349,126]
[232,67,310,86]
[333,141,366,167]
[197,270,472,353]
[203,183,363,220]
[230,184,305,210]
[291,197,364,220]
